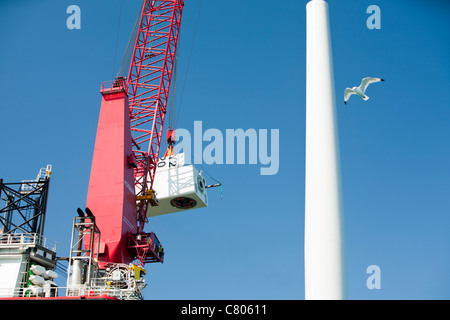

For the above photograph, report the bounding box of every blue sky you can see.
[1,0,449,300]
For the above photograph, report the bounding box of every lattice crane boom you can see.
[85,0,184,266]
[127,0,184,233]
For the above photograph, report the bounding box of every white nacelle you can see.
[147,153,208,217]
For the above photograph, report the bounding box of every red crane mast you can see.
[85,0,184,267]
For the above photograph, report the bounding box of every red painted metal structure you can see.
[86,0,184,267]
[127,0,184,235]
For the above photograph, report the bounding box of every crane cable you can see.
[113,0,203,128]
[111,1,220,201]
[171,0,222,200]
[168,40,179,131]
[117,0,143,79]
[173,0,204,128]
[112,0,124,79]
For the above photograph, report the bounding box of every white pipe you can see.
[70,260,83,286]
[305,0,346,300]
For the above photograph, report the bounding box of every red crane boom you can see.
[86,0,184,267]
[127,0,184,233]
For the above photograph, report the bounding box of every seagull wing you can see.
[344,88,355,104]
[360,77,383,93]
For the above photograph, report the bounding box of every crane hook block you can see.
[167,128,175,145]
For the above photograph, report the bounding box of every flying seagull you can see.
[344,77,384,104]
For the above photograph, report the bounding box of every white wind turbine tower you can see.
[304,0,346,300]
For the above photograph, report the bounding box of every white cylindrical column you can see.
[70,259,83,286]
[305,0,346,300]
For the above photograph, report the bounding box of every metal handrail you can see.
[100,77,127,93]
[0,233,57,252]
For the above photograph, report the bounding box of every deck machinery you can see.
[0,0,214,300]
